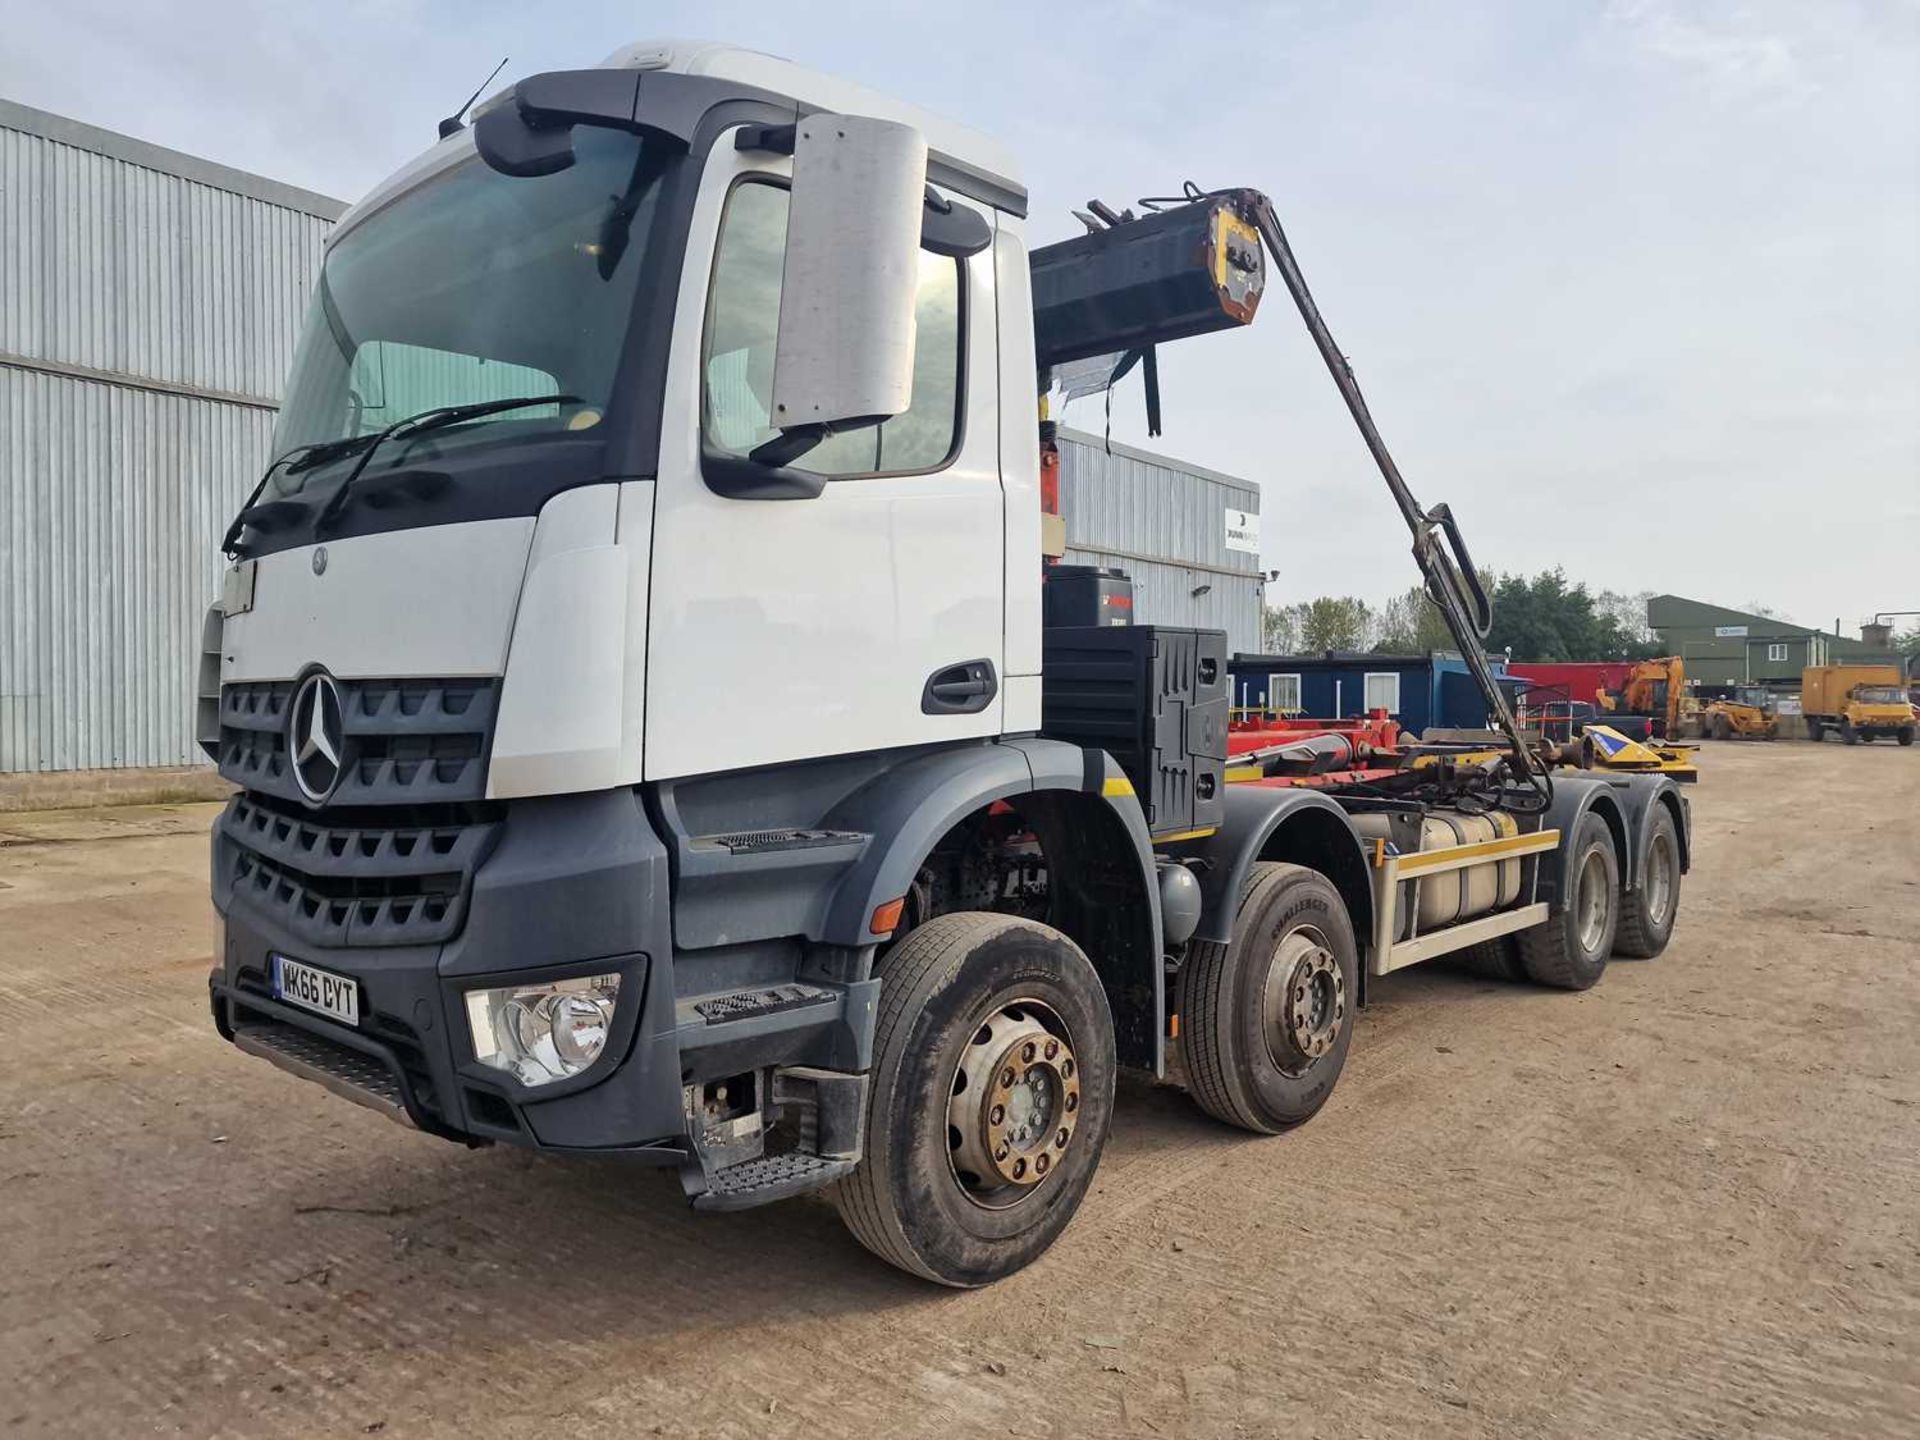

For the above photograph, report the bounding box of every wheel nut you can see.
[1057,1128,1070,1147]
[990,1104,1005,1125]
[1001,1068,1016,1088]
[1062,1059,1074,1078]
[1035,1153,1050,1175]
[1065,1093,1079,1112]
[1013,1158,1027,1179]
[1021,1042,1037,1063]
[995,1143,1009,1161]
[1044,1039,1059,1060]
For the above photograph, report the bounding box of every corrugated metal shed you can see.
[1056,426,1263,654]
[1,99,344,771]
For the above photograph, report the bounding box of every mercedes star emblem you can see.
[311,545,328,575]
[288,671,346,804]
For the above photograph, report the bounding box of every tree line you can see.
[1262,570,1664,663]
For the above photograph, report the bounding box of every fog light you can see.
[464,973,621,1088]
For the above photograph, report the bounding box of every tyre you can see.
[1712,713,1732,741]
[1842,722,1860,745]
[832,913,1116,1287]
[1515,811,1619,990]
[1805,721,1821,743]
[1899,727,1915,747]
[1614,804,1680,959]
[1455,934,1523,982]
[1176,862,1359,1135]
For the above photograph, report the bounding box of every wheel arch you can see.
[1168,787,1375,982]
[1537,774,1632,907]
[820,738,1163,1074]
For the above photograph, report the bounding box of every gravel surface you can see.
[2,741,1915,1438]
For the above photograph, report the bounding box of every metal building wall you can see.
[0,99,344,771]
[1056,427,1263,654]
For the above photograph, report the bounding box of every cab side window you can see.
[703,179,962,476]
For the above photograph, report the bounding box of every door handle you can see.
[922,659,998,716]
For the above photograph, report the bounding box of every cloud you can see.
[1604,0,1807,99]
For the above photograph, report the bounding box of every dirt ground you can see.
[1,741,1915,1439]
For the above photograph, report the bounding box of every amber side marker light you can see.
[870,897,906,935]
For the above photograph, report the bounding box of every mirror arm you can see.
[700,441,827,502]
[748,425,831,468]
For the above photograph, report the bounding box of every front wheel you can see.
[1899,727,1915,747]
[832,913,1116,1287]
[1176,862,1359,1135]
[1843,723,1861,745]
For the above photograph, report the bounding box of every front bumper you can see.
[210,787,685,1153]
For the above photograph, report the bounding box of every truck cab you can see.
[204,41,1690,1286]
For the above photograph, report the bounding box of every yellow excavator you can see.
[1597,656,1685,739]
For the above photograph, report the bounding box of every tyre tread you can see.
[831,912,1028,1284]
[1177,862,1310,1135]
[1516,814,1616,990]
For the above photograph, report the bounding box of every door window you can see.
[703,179,962,476]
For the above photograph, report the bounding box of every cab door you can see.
[643,137,1005,781]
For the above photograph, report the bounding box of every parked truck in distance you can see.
[1801,665,1914,745]
[200,40,1692,1287]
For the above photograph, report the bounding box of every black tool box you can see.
[1040,625,1229,838]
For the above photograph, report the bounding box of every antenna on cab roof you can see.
[438,57,510,140]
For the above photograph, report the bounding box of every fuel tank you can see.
[1352,809,1522,939]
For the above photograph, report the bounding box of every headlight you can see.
[464,973,621,1087]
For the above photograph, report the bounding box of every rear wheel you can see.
[1805,720,1821,743]
[1516,811,1618,990]
[1712,713,1732,741]
[1455,934,1523,982]
[1842,722,1860,745]
[1899,727,1915,747]
[832,913,1115,1288]
[1614,805,1680,958]
[1177,862,1359,1134]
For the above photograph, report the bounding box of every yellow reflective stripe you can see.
[1101,777,1135,797]
[1153,826,1218,843]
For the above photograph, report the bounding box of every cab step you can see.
[685,1151,857,1212]
[691,982,837,1025]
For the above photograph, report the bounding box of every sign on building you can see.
[1714,625,1748,638]
[1225,508,1261,554]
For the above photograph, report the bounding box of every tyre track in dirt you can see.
[1,742,1915,1438]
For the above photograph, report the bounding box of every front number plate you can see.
[272,954,360,1026]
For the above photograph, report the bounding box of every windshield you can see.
[271,129,666,487]
[1855,686,1908,704]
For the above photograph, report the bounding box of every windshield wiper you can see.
[310,393,577,536]
[221,434,383,558]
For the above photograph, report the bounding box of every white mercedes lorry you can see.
[203,41,1690,1287]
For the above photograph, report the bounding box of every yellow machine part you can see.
[1582,725,1699,780]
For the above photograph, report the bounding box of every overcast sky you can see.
[3,1,1914,634]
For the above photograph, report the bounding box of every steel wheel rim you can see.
[1576,849,1610,952]
[1644,831,1674,928]
[1260,924,1345,1075]
[946,998,1081,1210]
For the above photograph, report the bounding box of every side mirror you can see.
[760,116,928,464]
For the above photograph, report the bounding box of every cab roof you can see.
[602,38,1025,210]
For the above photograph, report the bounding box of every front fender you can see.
[818,739,1160,949]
